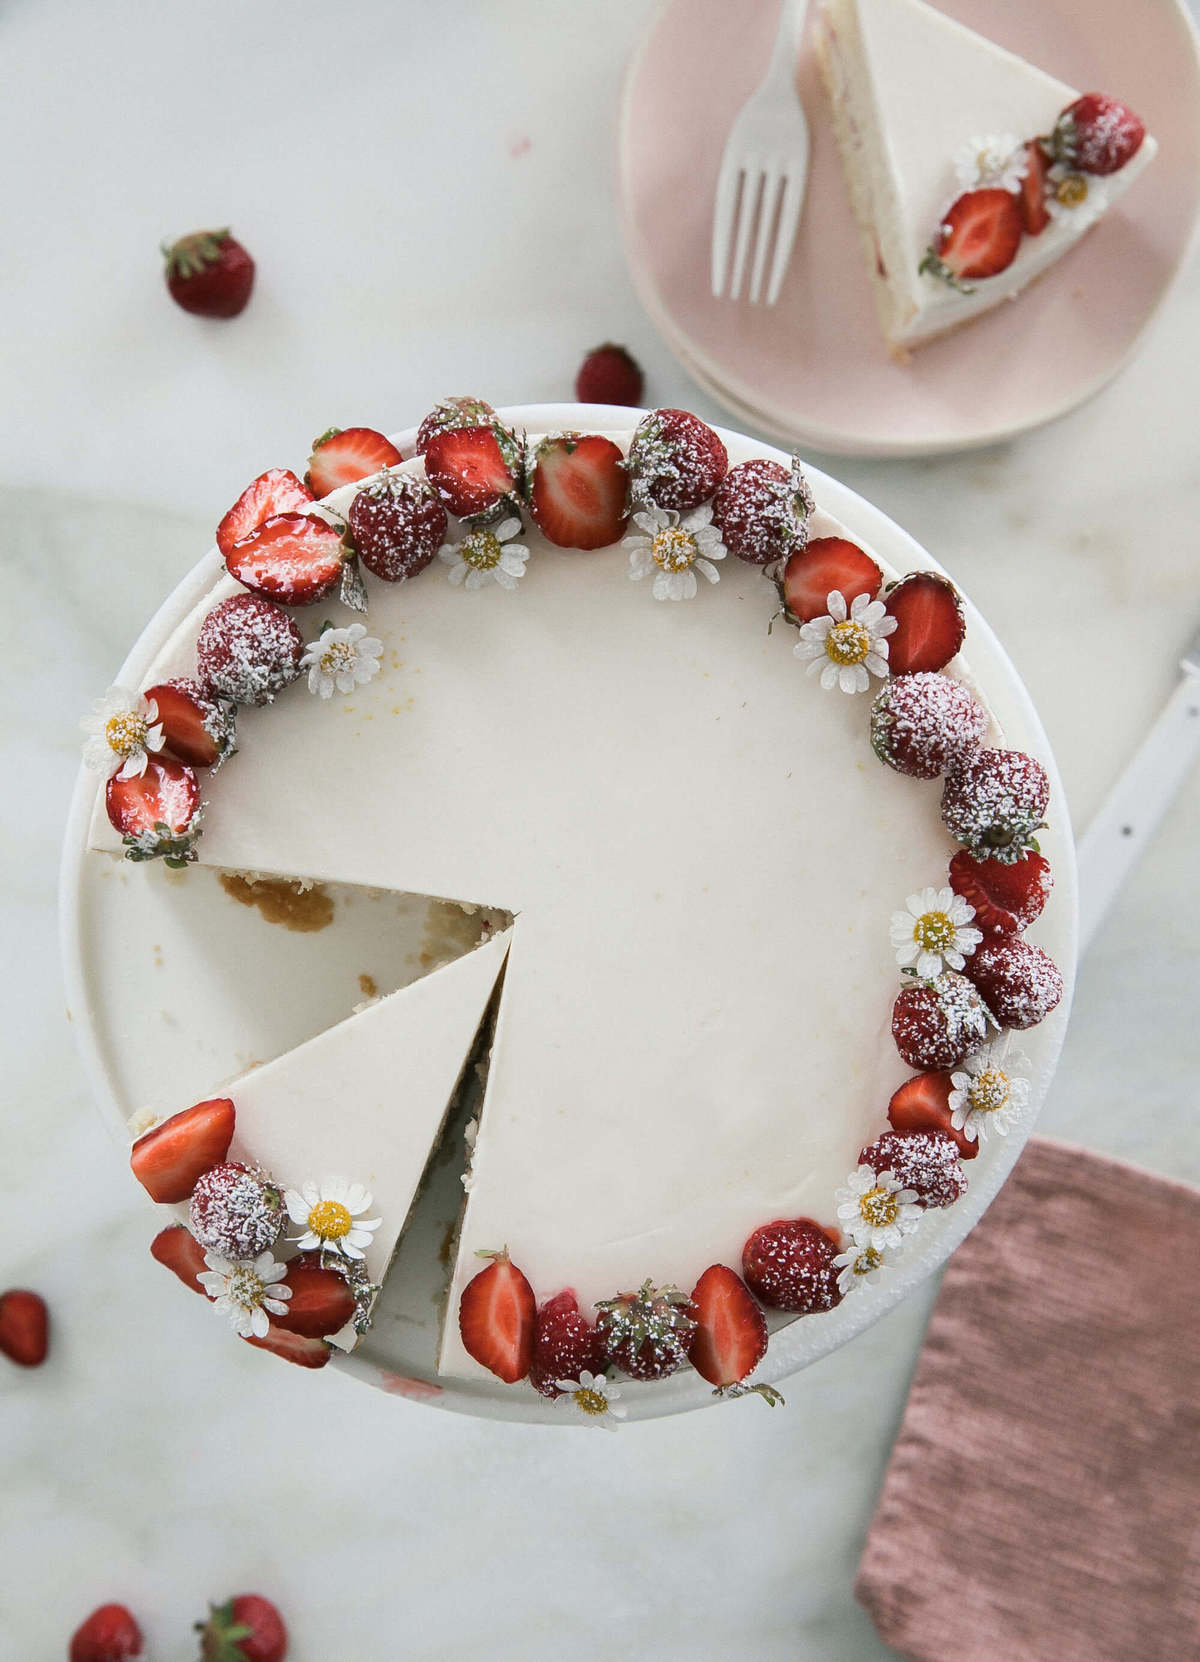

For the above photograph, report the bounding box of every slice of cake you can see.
[815,0,1156,355]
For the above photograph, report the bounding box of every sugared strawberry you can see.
[892,971,992,1071]
[529,1289,603,1398]
[948,847,1052,935]
[870,672,988,779]
[458,1250,536,1383]
[189,1162,284,1260]
[742,1218,842,1315]
[69,1603,144,1662]
[130,1098,235,1203]
[883,573,965,675]
[415,397,497,456]
[150,1225,210,1293]
[306,427,403,498]
[197,1594,288,1662]
[242,1324,331,1369]
[627,408,728,512]
[163,228,254,319]
[574,343,644,407]
[527,433,629,549]
[1019,141,1051,235]
[216,469,314,557]
[941,748,1050,863]
[688,1264,768,1389]
[106,756,201,866]
[595,1279,697,1381]
[712,457,813,566]
[777,535,882,624]
[347,469,446,582]
[922,189,1023,285]
[887,1070,978,1160]
[272,1251,357,1338]
[143,677,235,769]
[1051,94,1146,175]
[196,593,304,707]
[0,1289,49,1367]
[224,513,348,607]
[859,1129,967,1209]
[424,423,524,521]
[967,937,1063,1030]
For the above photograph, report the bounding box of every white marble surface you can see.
[2,1,1198,1657]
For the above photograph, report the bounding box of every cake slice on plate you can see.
[815,0,1156,355]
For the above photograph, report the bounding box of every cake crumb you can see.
[219,872,334,933]
[358,972,378,999]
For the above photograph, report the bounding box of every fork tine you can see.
[710,153,742,298]
[728,165,763,302]
[765,169,804,305]
[749,165,784,304]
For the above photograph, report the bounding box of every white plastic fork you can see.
[711,0,811,305]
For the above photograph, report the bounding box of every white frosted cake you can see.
[815,0,1157,354]
[79,401,1068,1415]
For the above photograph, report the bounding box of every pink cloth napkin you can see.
[856,1136,1200,1662]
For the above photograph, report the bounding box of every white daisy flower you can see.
[80,686,164,779]
[1045,165,1110,231]
[794,590,896,693]
[554,1371,626,1430]
[300,623,384,699]
[198,1250,292,1339]
[836,1165,922,1252]
[624,502,726,602]
[284,1177,381,1260]
[890,886,983,978]
[952,133,1028,194]
[949,1044,1032,1144]
[833,1241,894,1298]
[439,517,529,590]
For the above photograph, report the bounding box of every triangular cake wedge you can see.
[815,0,1157,353]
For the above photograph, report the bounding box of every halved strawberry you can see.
[926,189,1023,284]
[149,1225,210,1293]
[884,572,965,675]
[887,1071,977,1160]
[215,468,314,557]
[948,847,1052,936]
[130,1097,236,1203]
[778,536,882,624]
[0,1289,49,1367]
[106,756,201,866]
[527,433,628,549]
[272,1252,357,1338]
[1019,141,1050,235]
[458,1250,535,1383]
[224,512,346,606]
[306,427,403,498]
[424,425,521,520]
[242,1323,332,1369]
[688,1264,767,1389]
[143,678,234,769]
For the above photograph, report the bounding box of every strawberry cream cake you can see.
[815,0,1157,355]
[76,402,1070,1420]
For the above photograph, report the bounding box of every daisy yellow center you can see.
[854,1247,883,1277]
[308,1200,353,1240]
[914,910,955,952]
[460,529,503,571]
[859,1186,899,1228]
[319,641,357,677]
[572,1386,609,1416]
[1056,173,1089,207]
[825,619,871,666]
[969,1068,1010,1115]
[105,711,147,756]
[651,527,697,572]
[228,1267,265,1307]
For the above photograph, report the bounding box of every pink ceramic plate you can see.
[619,0,1200,456]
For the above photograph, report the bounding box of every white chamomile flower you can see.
[949,1044,1032,1144]
[794,590,897,693]
[836,1165,922,1252]
[80,686,164,779]
[198,1250,292,1339]
[833,1241,893,1298]
[952,133,1027,194]
[284,1177,381,1259]
[554,1371,626,1430]
[890,886,983,977]
[300,623,384,699]
[1045,164,1110,231]
[624,502,726,602]
[439,517,529,590]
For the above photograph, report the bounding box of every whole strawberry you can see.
[348,469,447,582]
[529,1289,603,1398]
[1049,94,1146,175]
[941,748,1050,863]
[892,970,992,1071]
[163,229,255,318]
[574,344,644,407]
[742,1218,842,1314]
[0,1288,49,1367]
[69,1604,143,1661]
[197,1594,287,1662]
[189,1162,284,1260]
[595,1279,696,1381]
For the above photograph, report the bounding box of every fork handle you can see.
[765,0,808,87]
